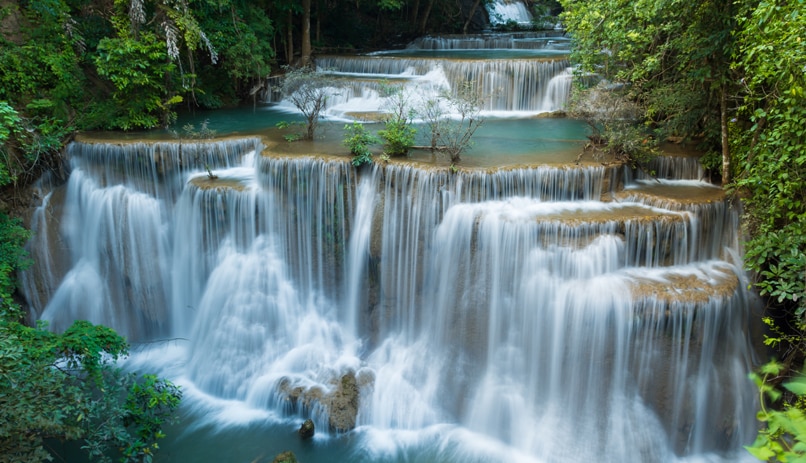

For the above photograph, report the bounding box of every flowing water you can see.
[21,25,759,463]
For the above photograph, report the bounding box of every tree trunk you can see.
[419,0,434,34]
[286,9,294,64]
[301,0,312,66]
[720,86,730,186]
[410,0,420,27]
[463,0,483,34]
[315,0,320,44]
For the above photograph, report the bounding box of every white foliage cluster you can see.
[129,0,146,25]
[199,31,218,64]
[162,20,180,61]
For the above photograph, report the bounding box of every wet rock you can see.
[275,370,366,434]
[327,371,360,432]
[271,451,298,463]
[298,418,315,439]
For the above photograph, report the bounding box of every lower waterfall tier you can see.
[22,139,758,463]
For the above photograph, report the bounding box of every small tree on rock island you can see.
[280,66,338,140]
[567,82,658,168]
[430,80,485,164]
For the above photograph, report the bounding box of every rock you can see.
[272,451,298,463]
[327,371,360,432]
[298,418,315,439]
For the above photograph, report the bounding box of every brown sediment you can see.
[74,132,260,145]
[527,204,683,227]
[629,265,739,305]
[189,177,249,191]
[615,183,724,206]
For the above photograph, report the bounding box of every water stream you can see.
[21,25,758,463]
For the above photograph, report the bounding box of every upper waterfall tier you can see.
[315,55,571,114]
[407,32,569,50]
[487,0,533,25]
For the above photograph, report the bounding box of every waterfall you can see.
[487,0,533,25]
[21,135,758,462]
[407,33,570,51]
[316,55,570,114]
[542,67,573,111]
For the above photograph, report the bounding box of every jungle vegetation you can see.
[560,0,805,459]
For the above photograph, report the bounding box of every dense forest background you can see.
[0,0,804,461]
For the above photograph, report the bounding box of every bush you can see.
[377,83,416,157]
[343,122,378,166]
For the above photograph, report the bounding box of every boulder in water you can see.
[327,371,360,432]
[298,418,315,439]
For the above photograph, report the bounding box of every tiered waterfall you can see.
[21,27,758,463]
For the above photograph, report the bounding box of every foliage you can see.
[177,119,217,140]
[760,317,806,367]
[560,0,735,177]
[0,1,82,185]
[343,122,378,166]
[0,319,181,463]
[746,361,806,461]
[377,83,416,157]
[280,66,337,140]
[567,83,659,167]
[0,213,30,319]
[90,0,224,129]
[0,207,181,463]
[276,120,306,142]
[94,33,182,130]
[192,2,275,107]
[732,0,806,324]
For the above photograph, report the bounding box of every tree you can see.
[192,1,275,108]
[733,0,806,336]
[0,211,181,463]
[0,1,84,185]
[280,66,337,140]
[567,83,658,168]
[92,0,220,129]
[436,81,485,163]
[301,0,312,66]
[560,0,736,183]
[0,319,182,463]
[343,122,378,166]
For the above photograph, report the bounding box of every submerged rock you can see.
[272,451,298,463]
[298,419,315,439]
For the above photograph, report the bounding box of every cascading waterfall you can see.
[22,139,758,462]
[407,33,570,51]
[314,55,571,114]
[21,31,758,463]
[487,0,533,25]
[26,139,259,338]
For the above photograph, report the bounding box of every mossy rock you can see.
[272,450,298,463]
